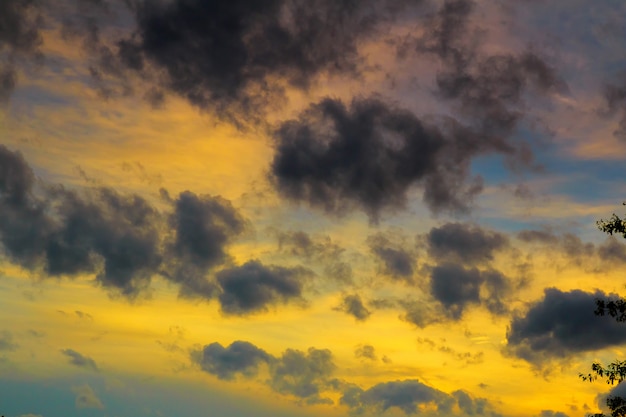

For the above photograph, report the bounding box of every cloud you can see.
[60,349,99,371]
[341,379,451,415]
[354,344,377,361]
[427,223,508,264]
[269,347,336,405]
[164,190,246,298]
[335,294,371,321]
[0,0,44,102]
[71,384,104,409]
[430,264,512,320]
[216,260,307,315]
[88,0,413,119]
[368,234,415,281]
[0,145,249,300]
[506,288,626,364]
[190,341,272,380]
[411,0,566,141]
[270,96,493,220]
[193,340,336,404]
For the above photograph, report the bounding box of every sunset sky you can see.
[2,1,626,416]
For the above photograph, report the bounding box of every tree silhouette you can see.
[579,204,626,417]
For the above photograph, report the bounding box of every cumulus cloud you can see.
[506,288,626,364]
[193,340,336,404]
[368,233,415,281]
[190,341,272,380]
[60,349,99,371]
[216,260,308,315]
[341,379,451,415]
[0,0,44,102]
[354,344,377,361]
[270,96,492,220]
[427,223,508,264]
[335,294,372,321]
[430,264,513,320]
[0,145,250,301]
[269,347,336,404]
[85,0,417,119]
[164,190,246,298]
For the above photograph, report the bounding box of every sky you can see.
[2,0,626,416]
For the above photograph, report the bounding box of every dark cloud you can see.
[190,341,272,380]
[270,96,498,220]
[427,223,508,264]
[341,379,451,415]
[216,260,307,315]
[45,187,162,297]
[165,190,246,298]
[60,349,99,371]
[91,0,413,119]
[193,340,336,404]
[335,294,371,321]
[430,264,512,320]
[368,234,415,281]
[0,145,247,300]
[0,0,44,102]
[269,347,336,404]
[430,264,481,319]
[354,344,377,361]
[506,288,626,364]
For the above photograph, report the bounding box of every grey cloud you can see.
[506,288,626,364]
[193,340,336,404]
[431,264,481,319]
[269,347,336,404]
[165,190,246,298]
[60,348,99,371]
[190,341,272,380]
[427,223,508,264]
[270,96,494,220]
[430,264,512,320]
[335,294,371,321]
[341,379,451,415]
[216,260,307,315]
[0,145,246,300]
[355,344,377,361]
[0,0,44,102]
[89,0,415,120]
[425,1,565,141]
[368,234,415,281]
